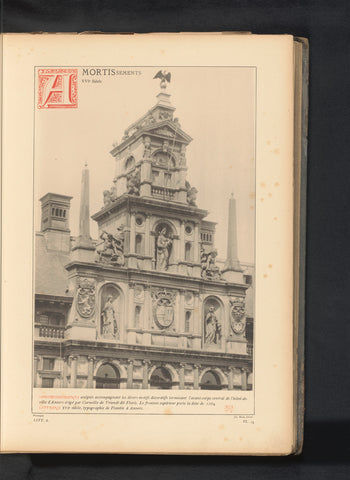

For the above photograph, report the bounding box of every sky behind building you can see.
[34,67,255,264]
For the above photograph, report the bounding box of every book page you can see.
[1,33,294,454]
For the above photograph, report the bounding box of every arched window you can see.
[52,207,55,215]
[185,242,192,262]
[200,370,222,390]
[150,367,172,389]
[135,305,141,328]
[63,210,66,217]
[185,311,191,332]
[135,234,143,254]
[55,208,59,216]
[95,363,120,389]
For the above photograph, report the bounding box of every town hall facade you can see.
[34,73,254,391]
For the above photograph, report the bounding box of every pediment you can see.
[144,121,192,144]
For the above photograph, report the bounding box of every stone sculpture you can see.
[200,247,222,280]
[204,306,221,345]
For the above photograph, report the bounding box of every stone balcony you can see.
[35,324,65,341]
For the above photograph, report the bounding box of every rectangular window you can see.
[43,358,55,370]
[185,311,192,332]
[39,314,49,325]
[49,314,64,326]
[164,173,172,186]
[42,377,54,388]
[152,170,160,183]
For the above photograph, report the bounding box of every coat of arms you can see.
[152,289,176,329]
[77,278,96,318]
[230,297,246,335]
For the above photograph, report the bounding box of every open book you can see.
[0,33,308,454]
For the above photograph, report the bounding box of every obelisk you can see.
[223,194,243,277]
[72,162,95,259]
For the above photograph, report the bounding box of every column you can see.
[145,214,151,256]
[150,233,156,269]
[33,355,39,388]
[87,356,95,388]
[180,290,185,331]
[178,290,185,348]
[128,283,135,328]
[241,368,248,391]
[193,292,201,349]
[179,221,185,260]
[127,283,136,343]
[127,360,134,389]
[63,356,68,387]
[142,360,150,389]
[194,293,200,333]
[130,213,136,253]
[143,286,151,345]
[178,363,185,389]
[193,364,200,389]
[140,160,152,196]
[70,356,78,388]
[194,222,200,262]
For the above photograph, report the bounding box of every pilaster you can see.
[178,363,186,389]
[241,367,248,390]
[70,356,78,388]
[142,360,151,389]
[193,364,200,389]
[127,360,134,389]
[33,355,39,388]
[226,367,234,390]
[87,356,95,388]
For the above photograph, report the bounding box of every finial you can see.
[84,161,88,168]
[153,70,171,90]
[231,192,234,198]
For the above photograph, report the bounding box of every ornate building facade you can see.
[34,76,254,391]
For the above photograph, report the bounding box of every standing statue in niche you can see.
[101,295,118,336]
[205,306,221,345]
[156,227,173,271]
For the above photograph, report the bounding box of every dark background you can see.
[1,0,350,478]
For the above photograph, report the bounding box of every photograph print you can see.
[33,66,255,392]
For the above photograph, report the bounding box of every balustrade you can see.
[37,325,65,339]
